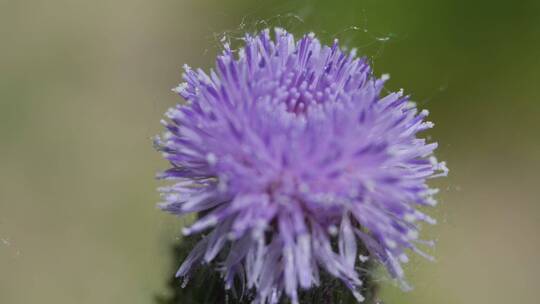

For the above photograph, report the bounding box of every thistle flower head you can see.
[156,28,448,303]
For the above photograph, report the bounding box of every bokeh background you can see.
[1,0,539,303]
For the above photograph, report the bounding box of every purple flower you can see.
[156,28,448,303]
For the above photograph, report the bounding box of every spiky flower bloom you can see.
[155,28,448,303]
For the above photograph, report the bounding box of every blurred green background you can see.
[1,0,539,303]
